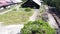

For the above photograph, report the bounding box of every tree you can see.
[43,0,60,12]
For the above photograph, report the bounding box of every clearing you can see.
[0,7,34,25]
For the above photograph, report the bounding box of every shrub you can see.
[12,8,17,11]
[21,20,56,34]
[22,0,27,2]
[25,8,31,12]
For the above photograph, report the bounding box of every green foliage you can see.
[43,0,60,12]
[22,0,27,2]
[25,8,31,12]
[21,20,56,34]
[12,8,17,11]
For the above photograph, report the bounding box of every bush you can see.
[25,8,31,12]
[13,8,17,11]
[22,0,27,2]
[21,20,56,34]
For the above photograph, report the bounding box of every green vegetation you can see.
[21,20,56,34]
[39,5,45,13]
[25,8,32,12]
[0,8,33,25]
[43,0,60,12]
[22,0,27,2]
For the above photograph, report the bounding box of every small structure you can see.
[21,0,43,9]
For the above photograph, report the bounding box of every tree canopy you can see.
[43,0,60,12]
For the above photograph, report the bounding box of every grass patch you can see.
[0,8,33,25]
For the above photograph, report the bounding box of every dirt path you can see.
[29,9,40,21]
[47,13,59,28]
[48,6,60,34]
[48,7,60,27]
[44,6,59,29]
